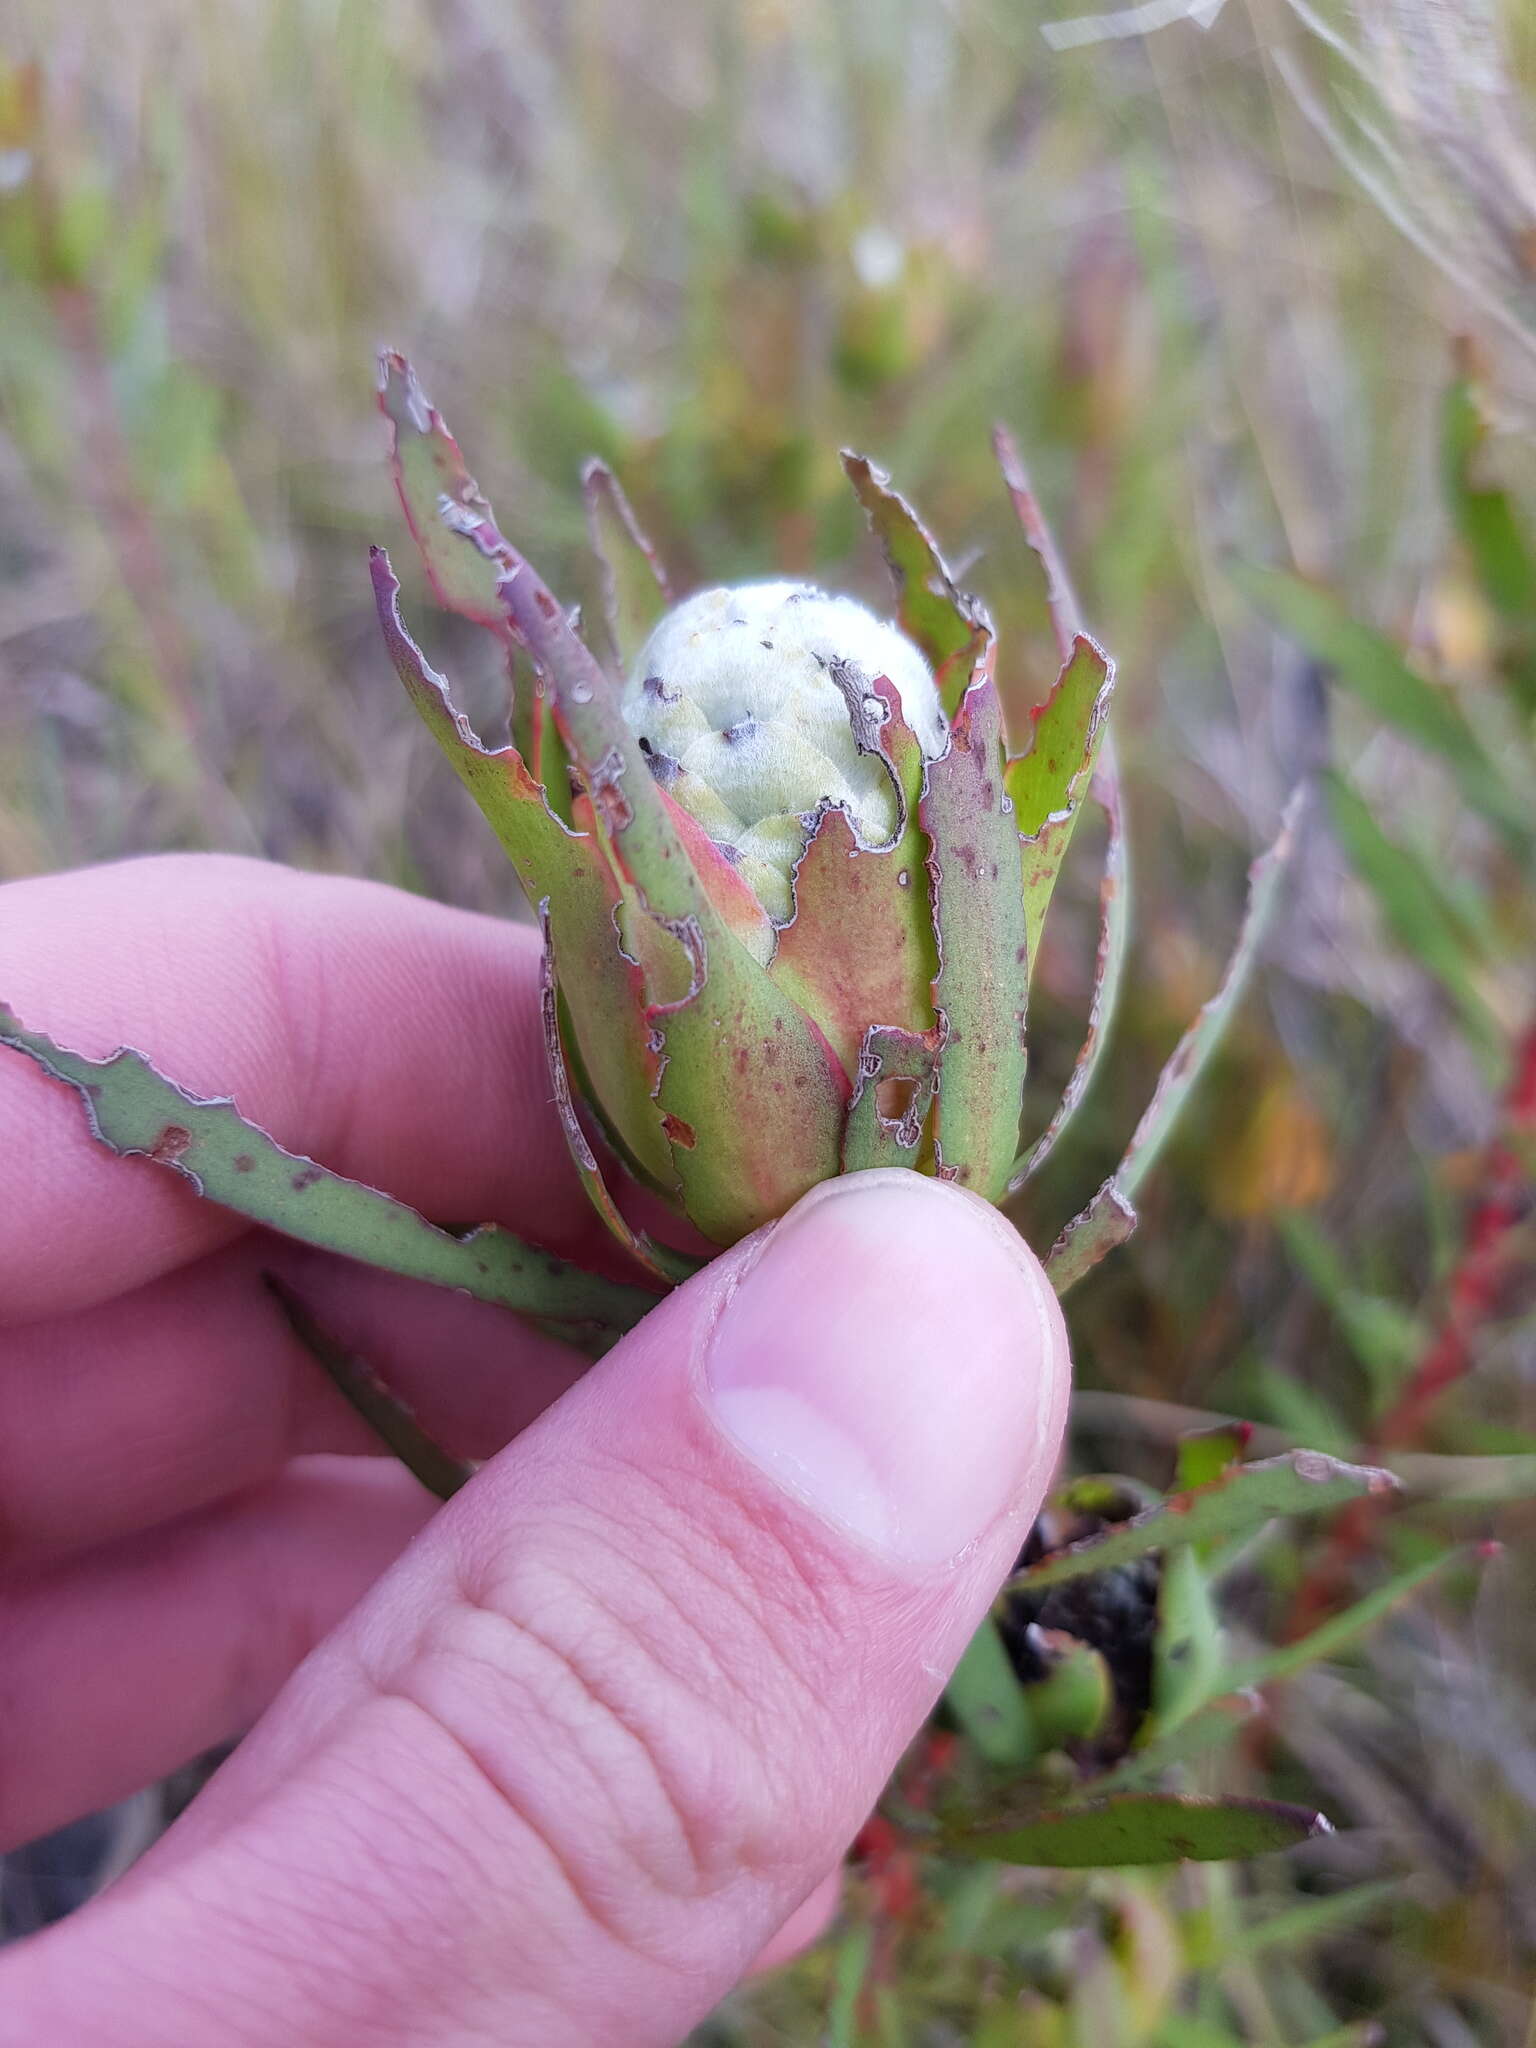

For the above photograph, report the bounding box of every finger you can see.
[0,855,604,1324]
[0,1459,435,1852]
[0,1237,586,1567]
[0,1172,1070,2048]
[746,1871,842,1975]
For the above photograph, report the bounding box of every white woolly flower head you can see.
[621,581,946,924]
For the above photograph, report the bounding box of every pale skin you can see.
[0,856,1070,2046]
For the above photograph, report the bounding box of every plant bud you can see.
[622,582,946,922]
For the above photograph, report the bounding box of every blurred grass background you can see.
[2,0,1535,2040]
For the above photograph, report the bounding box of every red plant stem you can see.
[1376,1019,1536,1448]
[1289,1019,1536,1631]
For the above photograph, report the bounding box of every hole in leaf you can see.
[876,1075,920,1126]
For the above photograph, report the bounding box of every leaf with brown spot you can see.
[921,637,1031,1202]
[0,1002,659,1335]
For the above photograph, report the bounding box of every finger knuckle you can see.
[379,1455,858,1956]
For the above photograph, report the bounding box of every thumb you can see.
[0,1170,1070,2048]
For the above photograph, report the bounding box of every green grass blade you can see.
[1325,768,1505,1067]
[1221,1545,1468,1694]
[1232,1876,1404,1958]
[1233,562,1532,847]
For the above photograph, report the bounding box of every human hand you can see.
[0,855,1070,2047]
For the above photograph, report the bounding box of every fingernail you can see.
[702,1171,1068,1567]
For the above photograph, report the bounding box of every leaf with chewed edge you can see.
[582,457,673,673]
[1007,634,1115,967]
[0,1003,659,1335]
[841,450,988,713]
[536,903,699,1289]
[373,549,677,1192]
[384,358,850,1244]
[770,678,937,1074]
[993,426,1132,1189]
[840,454,1029,1200]
[378,349,508,631]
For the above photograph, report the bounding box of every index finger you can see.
[0,855,599,1324]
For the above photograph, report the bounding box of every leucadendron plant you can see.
[376,351,1175,1278]
[2,353,1402,1876]
[372,351,1116,1271]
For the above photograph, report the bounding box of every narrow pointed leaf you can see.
[537,904,698,1289]
[993,424,1083,667]
[374,550,676,1191]
[922,636,1032,1201]
[0,1004,659,1333]
[377,349,508,630]
[1118,787,1305,1209]
[1014,756,1130,1185]
[994,428,1132,1186]
[1007,635,1115,966]
[1220,1544,1469,1695]
[265,1274,474,1500]
[582,457,673,672]
[406,380,848,1242]
[1005,1451,1400,1596]
[1043,1181,1137,1293]
[841,449,989,715]
[946,1793,1330,1869]
[1443,374,1536,712]
[1443,375,1536,627]
[1048,790,1303,1294]
[1233,1877,1405,1958]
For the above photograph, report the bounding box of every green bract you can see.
[374,352,1114,1259]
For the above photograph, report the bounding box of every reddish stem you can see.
[1290,1019,1536,1631]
